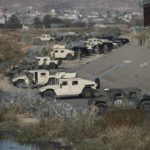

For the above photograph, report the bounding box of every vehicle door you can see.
[70,80,81,95]
[60,50,66,58]
[38,72,48,84]
[57,81,71,96]
[127,92,139,108]
[112,91,129,109]
[36,58,42,66]
[43,59,47,66]
[53,49,59,58]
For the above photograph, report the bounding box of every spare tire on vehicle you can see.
[95,78,100,89]
[48,63,56,69]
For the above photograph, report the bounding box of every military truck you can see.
[35,57,62,69]
[12,70,76,88]
[35,34,55,42]
[88,88,150,115]
[66,41,93,57]
[85,38,103,54]
[5,61,39,79]
[99,39,115,50]
[52,45,75,60]
[39,78,100,99]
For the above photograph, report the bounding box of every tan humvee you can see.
[85,38,103,50]
[39,77,100,99]
[11,70,77,88]
[35,34,55,42]
[35,57,62,69]
[99,39,117,48]
[85,38,102,45]
[51,44,75,60]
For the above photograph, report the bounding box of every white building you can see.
[0,8,4,16]
[0,16,5,24]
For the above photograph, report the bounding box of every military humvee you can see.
[52,45,75,60]
[85,38,102,45]
[39,78,100,99]
[88,88,150,115]
[85,38,103,53]
[35,57,62,69]
[35,34,55,42]
[6,61,39,79]
[11,70,76,88]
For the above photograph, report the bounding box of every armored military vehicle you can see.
[66,41,93,57]
[35,57,62,69]
[52,45,75,60]
[88,88,150,115]
[12,70,76,88]
[35,34,55,42]
[39,78,100,99]
[85,38,103,54]
[6,60,39,79]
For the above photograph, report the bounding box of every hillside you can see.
[0,0,139,12]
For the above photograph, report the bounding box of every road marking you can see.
[123,60,132,64]
[91,60,132,80]
[139,61,149,68]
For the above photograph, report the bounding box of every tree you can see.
[33,17,43,28]
[6,14,22,29]
[43,15,63,28]
[7,14,21,25]
[43,15,51,28]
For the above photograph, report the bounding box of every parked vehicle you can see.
[36,57,62,69]
[88,88,150,115]
[12,70,76,88]
[35,34,55,42]
[39,78,100,100]
[52,45,75,60]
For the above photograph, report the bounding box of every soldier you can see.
[27,72,34,88]
[52,51,55,59]
[77,49,81,60]
[104,44,108,59]
[96,45,99,54]
[42,48,48,56]
[48,48,53,57]
[42,48,45,56]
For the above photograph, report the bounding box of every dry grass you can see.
[0,96,149,150]
[0,31,29,73]
[16,110,150,149]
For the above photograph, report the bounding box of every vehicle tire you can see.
[97,104,107,115]
[89,104,106,116]
[49,63,56,69]
[66,54,73,60]
[82,88,93,98]
[95,78,100,89]
[55,64,58,69]
[43,90,56,100]
[15,80,27,88]
[140,102,150,112]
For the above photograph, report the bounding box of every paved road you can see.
[80,44,150,94]
[60,44,150,108]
